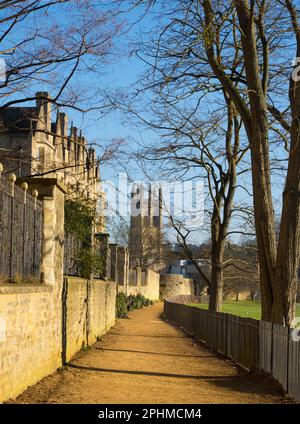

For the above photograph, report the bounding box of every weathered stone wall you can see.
[89,279,116,347]
[0,180,66,402]
[0,278,116,402]
[118,269,160,301]
[159,274,195,299]
[0,179,116,402]
[224,290,253,301]
[0,179,117,403]
[0,285,61,403]
[63,277,88,362]
[141,269,160,301]
[63,277,116,363]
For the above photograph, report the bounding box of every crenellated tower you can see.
[129,183,163,270]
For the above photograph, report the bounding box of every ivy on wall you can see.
[65,198,95,240]
[64,198,105,279]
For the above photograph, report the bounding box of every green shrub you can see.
[116,293,128,318]
[116,293,152,318]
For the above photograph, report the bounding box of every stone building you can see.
[129,184,163,270]
[0,92,105,231]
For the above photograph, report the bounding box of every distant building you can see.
[0,92,105,231]
[165,258,210,279]
[129,184,163,270]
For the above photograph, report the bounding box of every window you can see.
[36,147,45,163]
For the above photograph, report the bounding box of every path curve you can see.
[10,303,285,404]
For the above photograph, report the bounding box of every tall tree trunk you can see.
[234,2,277,321]
[202,0,300,323]
[208,97,236,313]
[203,0,277,320]
[274,189,300,325]
[248,134,276,322]
[209,247,224,312]
[273,130,300,325]
[209,216,225,312]
[273,3,300,324]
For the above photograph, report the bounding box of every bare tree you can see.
[125,0,300,325]
[197,0,300,325]
[114,2,251,310]
[125,95,249,310]
[0,1,124,195]
[223,242,260,301]
[0,1,120,110]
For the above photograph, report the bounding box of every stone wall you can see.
[159,273,195,299]
[118,269,160,302]
[63,277,87,362]
[0,285,61,403]
[0,278,116,402]
[141,269,160,301]
[0,179,116,403]
[0,179,66,402]
[63,277,116,363]
[224,290,253,301]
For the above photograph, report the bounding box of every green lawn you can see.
[190,300,300,321]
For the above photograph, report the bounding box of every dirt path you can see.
[10,303,286,404]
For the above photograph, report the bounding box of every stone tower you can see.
[129,184,163,270]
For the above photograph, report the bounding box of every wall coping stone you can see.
[16,177,67,197]
[64,276,107,284]
[0,284,53,294]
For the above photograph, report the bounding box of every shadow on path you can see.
[109,333,190,339]
[68,363,238,381]
[97,347,216,359]
[9,303,287,404]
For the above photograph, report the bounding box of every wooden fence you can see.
[164,296,300,402]
[259,321,300,399]
[0,173,43,282]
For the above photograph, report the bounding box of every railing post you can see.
[0,162,3,185]
[109,243,118,282]
[21,182,28,279]
[116,246,129,293]
[17,177,66,287]
[136,259,142,290]
[32,189,39,277]
[94,232,110,279]
[8,173,16,281]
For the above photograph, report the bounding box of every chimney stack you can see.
[36,92,51,135]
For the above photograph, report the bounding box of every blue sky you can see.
[0,1,288,244]
[64,5,156,180]
[45,2,287,243]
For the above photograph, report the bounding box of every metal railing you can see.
[63,233,82,277]
[0,167,43,282]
